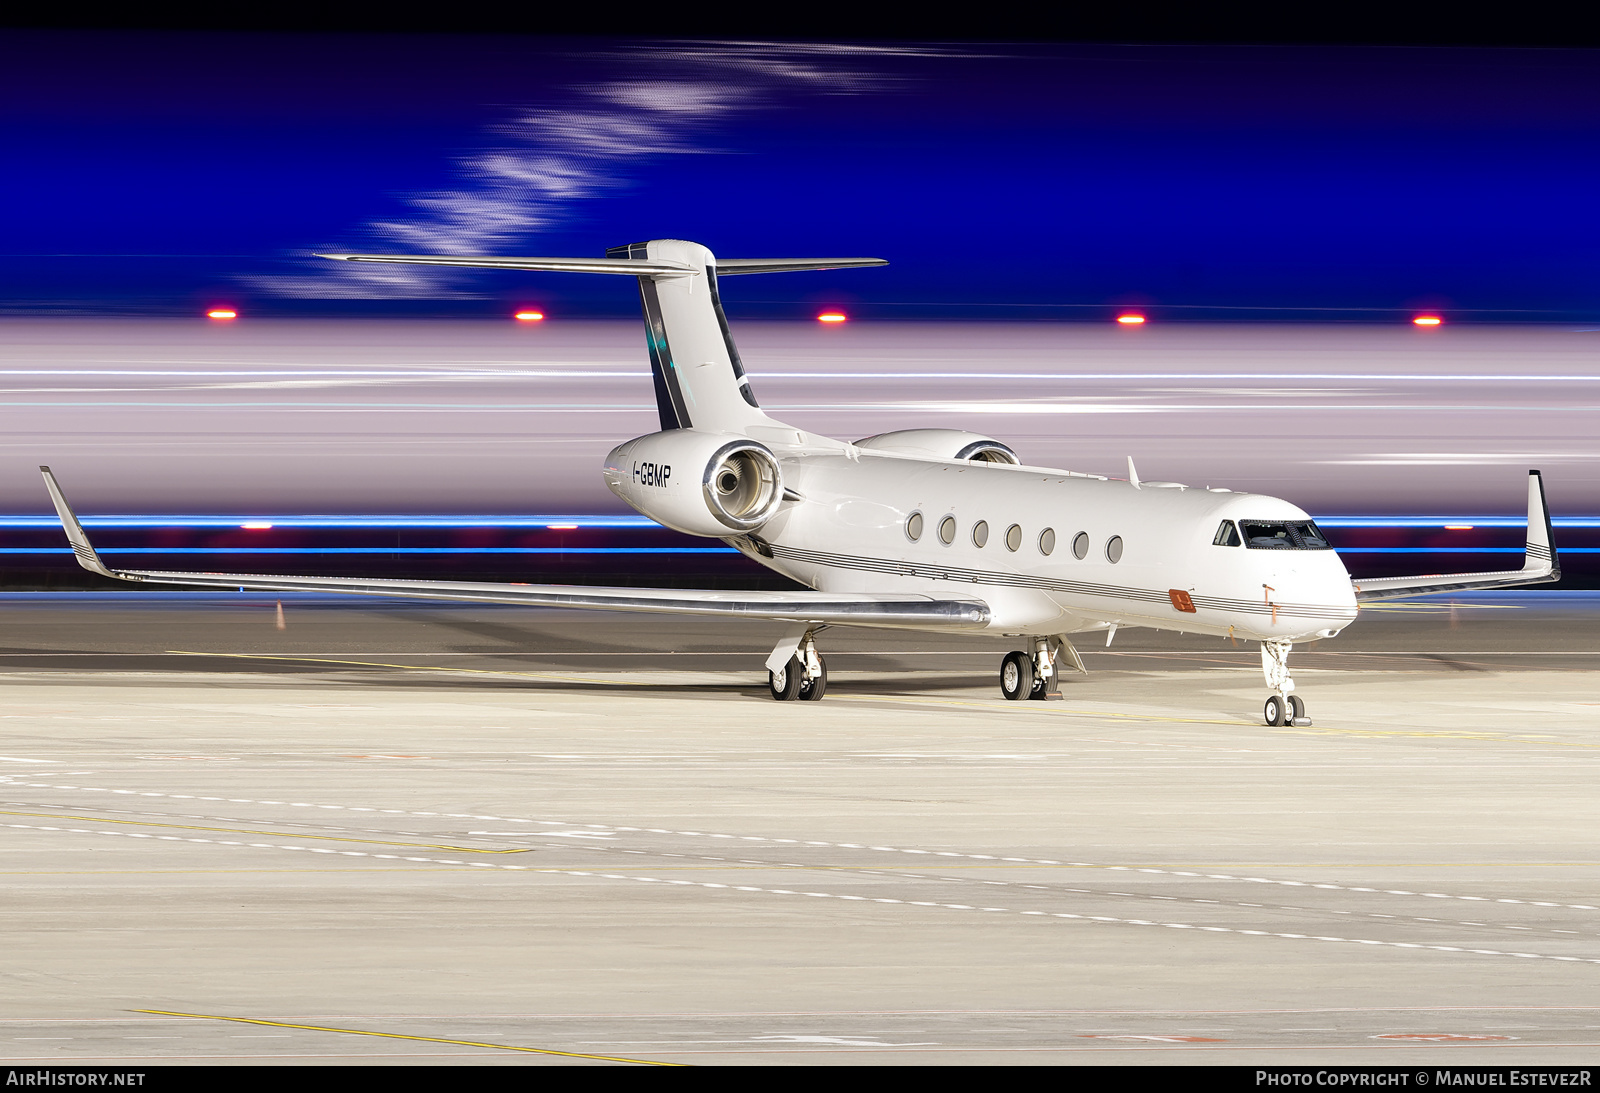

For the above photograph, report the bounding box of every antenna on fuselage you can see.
[1127,457,1142,490]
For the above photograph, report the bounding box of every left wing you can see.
[1352,470,1560,601]
[39,468,989,631]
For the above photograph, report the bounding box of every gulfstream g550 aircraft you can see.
[41,239,1560,725]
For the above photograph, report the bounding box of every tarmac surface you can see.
[1,591,1598,1066]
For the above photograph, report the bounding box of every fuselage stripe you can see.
[766,543,1354,620]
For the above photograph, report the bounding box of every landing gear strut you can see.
[1000,636,1083,701]
[1261,640,1311,726]
[768,627,827,702]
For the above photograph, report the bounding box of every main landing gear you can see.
[1261,639,1312,727]
[1000,636,1084,702]
[768,627,827,702]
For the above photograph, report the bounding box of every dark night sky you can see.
[4,31,1600,320]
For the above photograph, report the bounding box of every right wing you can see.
[1352,470,1560,601]
[39,468,989,631]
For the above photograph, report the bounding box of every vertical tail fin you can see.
[319,242,885,436]
[606,240,769,433]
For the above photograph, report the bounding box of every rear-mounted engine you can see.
[853,429,1020,464]
[604,430,784,536]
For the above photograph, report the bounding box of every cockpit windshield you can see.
[1238,520,1332,550]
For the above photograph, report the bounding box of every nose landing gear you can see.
[1261,640,1312,726]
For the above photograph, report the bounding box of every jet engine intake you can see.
[605,430,784,537]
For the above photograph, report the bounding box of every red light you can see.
[206,309,237,320]
[1116,313,1146,325]
[1413,315,1443,326]
[514,310,545,322]
[817,312,847,323]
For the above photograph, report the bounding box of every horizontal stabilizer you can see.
[1353,471,1560,601]
[715,258,888,275]
[316,254,694,275]
[316,254,888,277]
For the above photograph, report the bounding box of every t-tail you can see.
[319,240,885,435]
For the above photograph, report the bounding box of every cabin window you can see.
[1039,528,1057,555]
[1072,531,1090,559]
[1005,524,1022,551]
[972,520,989,548]
[939,515,957,544]
[1106,535,1124,563]
[1213,520,1242,547]
[1239,520,1332,550]
[906,512,924,542]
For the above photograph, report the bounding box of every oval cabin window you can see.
[1005,524,1022,552]
[1106,535,1124,563]
[906,512,924,541]
[939,515,957,544]
[1072,531,1090,559]
[1039,528,1056,555]
[971,520,989,547]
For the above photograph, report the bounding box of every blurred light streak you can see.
[0,547,739,555]
[1116,314,1146,325]
[6,546,1599,556]
[7,515,1597,529]
[817,312,847,323]
[513,310,545,322]
[1413,315,1444,326]
[205,309,237,320]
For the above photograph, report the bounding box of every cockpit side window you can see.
[1239,520,1333,550]
[1213,520,1242,547]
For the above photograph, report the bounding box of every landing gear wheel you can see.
[769,656,801,701]
[1288,694,1306,724]
[1000,651,1033,701]
[798,655,828,701]
[1264,695,1287,727]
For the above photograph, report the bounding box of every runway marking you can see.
[164,650,659,688]
[0,809,530,854]
[131,1010,681,1066]
[7,775,1597,912]
[1277,726,1600,749]
[7,820,1598,968]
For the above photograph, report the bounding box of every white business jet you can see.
[40,239,1561,725]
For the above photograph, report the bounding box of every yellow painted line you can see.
[165,650,653,687]
[844,692,1253,725]
[0,809,530,854]
[132,1009,681,1066]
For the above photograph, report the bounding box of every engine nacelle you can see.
[853,428,1020,464]
[604,430,784,537]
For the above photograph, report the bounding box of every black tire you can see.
[1264,695,1287,727]
[769,656,801,701]
[1000,651,1033,701]
[1288,694,1306,722]
[798,655,828,701]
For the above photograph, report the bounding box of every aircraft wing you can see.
[39,468,989,630]
[1351,471,1560,601]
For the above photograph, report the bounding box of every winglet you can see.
[1526,469,1560,581]
[39,467,118,579]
